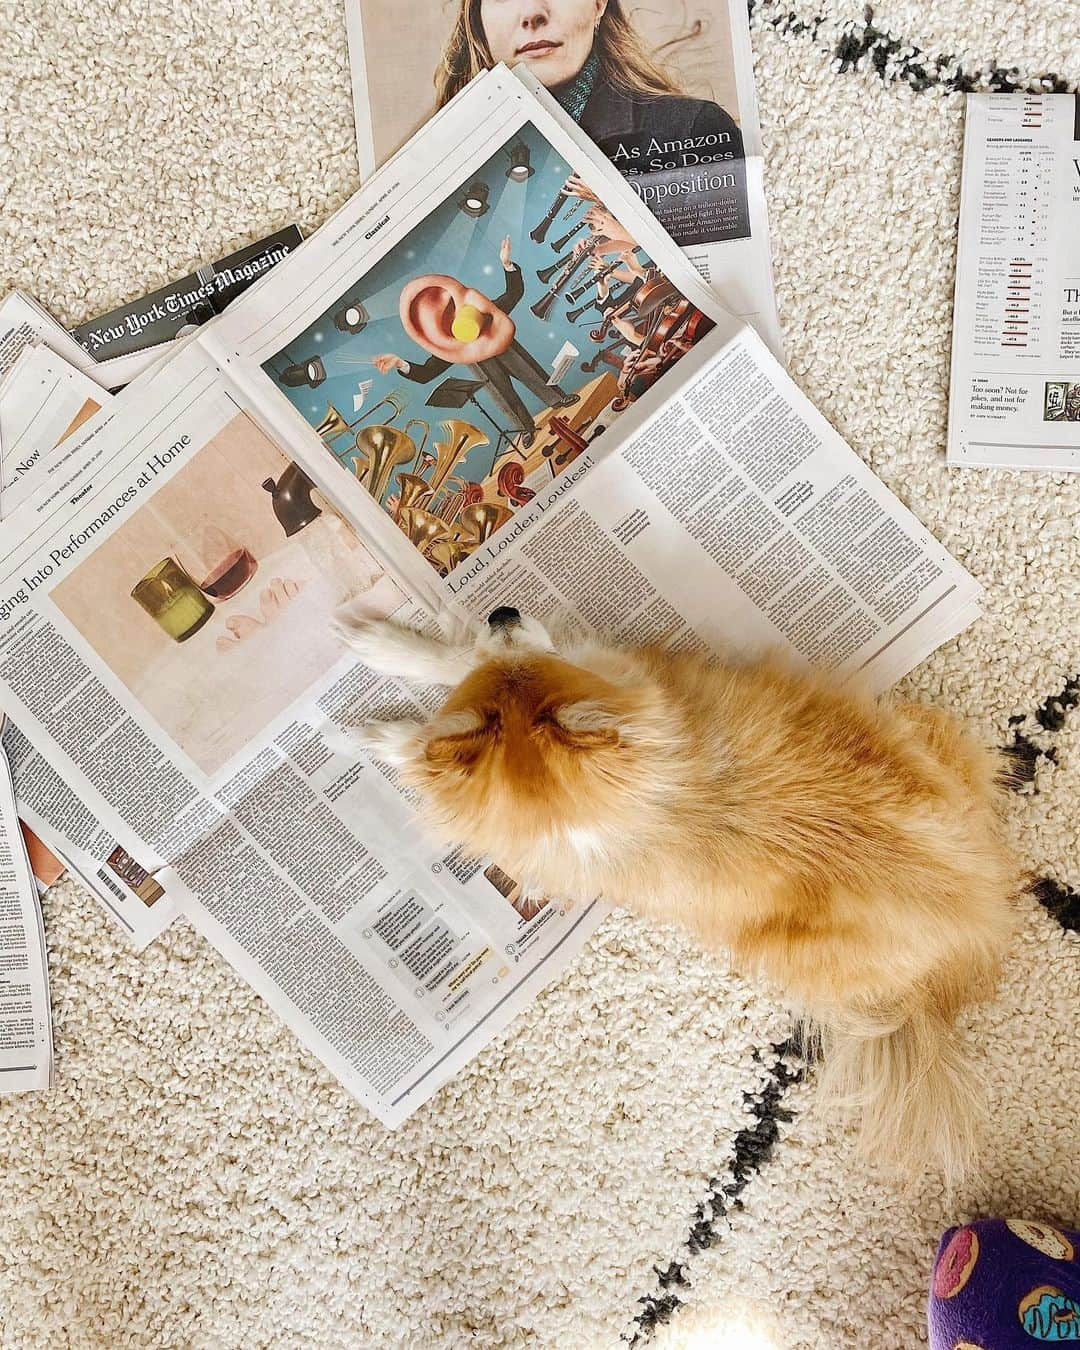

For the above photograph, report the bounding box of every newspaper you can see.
[345,0,782,358]
[70,226,305,365]
[0,739,51,1094]
[0,348,179,947]
[0,289,187,394]
[0,344,113,514]
[948,92,1080,470]
[0,291,117,389]
[2,721,180,950]
[0,68,980,1125]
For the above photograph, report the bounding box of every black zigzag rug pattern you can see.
[627,675,1079,1340]
[748,1,1078,96]
[621,6,1078,1339]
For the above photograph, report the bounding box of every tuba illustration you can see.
[397,506,451,557]
[460,500,513,545]
[393,471,435,518]
[355,417,429,502]
[435,478,484,524]
[428,532,473,575]
[425,420,489,502]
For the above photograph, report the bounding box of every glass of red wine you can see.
[177,525,258,601]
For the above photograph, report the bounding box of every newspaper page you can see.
[208,63,979,683]
[0,740,51,1094]
[0,289,176,394]
[948,92,1080,470]
[0,339,606,1126]
[345,0,782,357]
[0,70,978,1124]
[3,721,180,950]
[0,345,113,514]
[443,330,983,692]
[0,291,112,389]
[0,350,178,946]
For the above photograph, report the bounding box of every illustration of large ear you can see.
[547,700,625,750]
[424,710,491,768]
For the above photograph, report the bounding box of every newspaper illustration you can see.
[345,0,782,357]
[20,818,65,893]
[0,68,981,1126]
[265,118,718,578]
[948,92,1080,470]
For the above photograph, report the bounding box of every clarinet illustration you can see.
[566,259,620,309]
[536,246,580,286]
[530,188,570,244]
[531,240,606,320]
[551,217,588,252]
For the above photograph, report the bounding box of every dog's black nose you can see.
[488,606,521,629]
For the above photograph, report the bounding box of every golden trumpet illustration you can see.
[314,403,353,446]
[428,534,472,575]
[460,500,513,545]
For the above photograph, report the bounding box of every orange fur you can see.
[350,618,1018,1184]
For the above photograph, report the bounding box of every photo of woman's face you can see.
[479,0,606,90]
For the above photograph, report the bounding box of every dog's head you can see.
[403,609,649,858]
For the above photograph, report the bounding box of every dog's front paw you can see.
[354,718,422,767]
[333,613,410,673]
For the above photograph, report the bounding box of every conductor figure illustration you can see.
[372,236,577,447]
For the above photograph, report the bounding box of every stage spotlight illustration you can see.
[334,300,370,334]
[458,181,490,218]
[505,142,534,181]
[278,356,327,388]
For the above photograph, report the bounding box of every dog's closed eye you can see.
[540,700,623,750]
[424,709,495,767]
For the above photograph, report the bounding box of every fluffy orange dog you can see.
[339,606,1016,1182]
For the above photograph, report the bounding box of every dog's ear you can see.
[424,709,491,769]
[546,700,625,750]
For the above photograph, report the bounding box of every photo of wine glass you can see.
[174,524,259,601]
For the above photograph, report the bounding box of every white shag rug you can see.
[0,0,1077,1345]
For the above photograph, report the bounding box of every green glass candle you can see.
[131,558,214,642]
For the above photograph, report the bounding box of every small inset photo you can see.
[484,861,549,923]
[106,846,164,907]
[1043,380,1080,421]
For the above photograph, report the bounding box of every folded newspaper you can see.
[346,0,783,358]
[0,67,981,1125]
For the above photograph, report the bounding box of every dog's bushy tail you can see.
[813,997,983,1189]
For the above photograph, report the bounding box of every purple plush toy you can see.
[929,1218,1080,1347]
